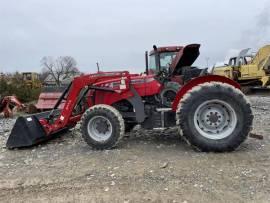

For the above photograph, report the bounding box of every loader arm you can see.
[6,72,130,148]
[43,72,130,134]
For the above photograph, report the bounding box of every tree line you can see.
[0,72,41,102]
[0,56,80,102]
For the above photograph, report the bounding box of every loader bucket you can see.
[6,116,48,149]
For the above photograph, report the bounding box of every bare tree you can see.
[41,56,79,86]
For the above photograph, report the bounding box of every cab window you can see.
[149,52,177,73]
[149,54,157,71]
[160,52,177,70]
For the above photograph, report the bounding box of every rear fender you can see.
[171,75,241,111]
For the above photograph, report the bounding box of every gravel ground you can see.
[0,95,270,203]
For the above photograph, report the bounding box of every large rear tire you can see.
[81,104,124,150]
[176,82,253,152]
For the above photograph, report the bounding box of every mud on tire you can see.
[81,104,124,150]
[176,82,253,152]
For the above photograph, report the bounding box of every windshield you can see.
[149,52,177,73]
[228,55,254,66]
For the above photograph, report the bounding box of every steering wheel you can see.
[155,68,170,83]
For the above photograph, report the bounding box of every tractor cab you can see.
[147,44,200,74]
[147,46,182,74]
[141,44,204,108]
[145,44,203,84]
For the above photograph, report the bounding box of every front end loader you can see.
[6,44,253,152]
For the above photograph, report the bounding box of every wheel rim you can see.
[87,116,113,142]
[193,99,237,140]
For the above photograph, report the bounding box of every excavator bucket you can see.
[6,115,48,148]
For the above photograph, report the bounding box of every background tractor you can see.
[212,45,270,93]
[7,44,253,152]
[22,72,41,89]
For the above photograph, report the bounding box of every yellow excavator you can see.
[212,45,270,93]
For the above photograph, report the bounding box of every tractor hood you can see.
[170,44,200,75]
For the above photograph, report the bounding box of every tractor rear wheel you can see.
[81,104,124,150]
[176,82,253,152]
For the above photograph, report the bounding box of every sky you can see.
[0,0,270,73]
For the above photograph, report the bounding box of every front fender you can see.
[171,75,241,111]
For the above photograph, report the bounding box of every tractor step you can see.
[156,108,172,112]
[141,108,175,129]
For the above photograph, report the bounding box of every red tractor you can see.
[7,44,253,152]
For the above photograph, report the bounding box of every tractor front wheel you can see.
[81,104,125,150]
[176,82,253,152]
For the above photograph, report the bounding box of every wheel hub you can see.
[194,100,237,140]
[95,120,109,134]
[87,116,113,142]
[208,113,219,124]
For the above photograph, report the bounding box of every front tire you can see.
[81,104,124,150]
[176,82,253,152]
